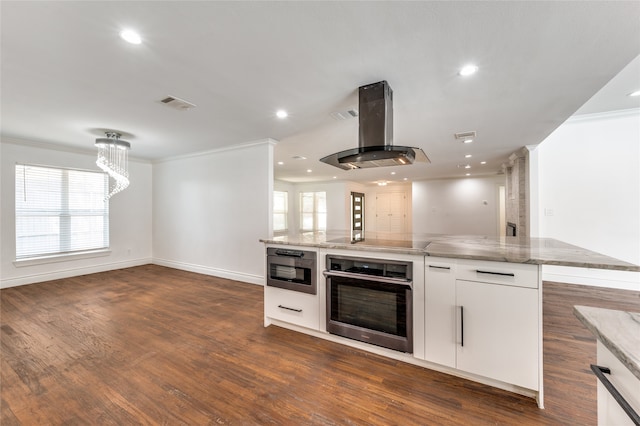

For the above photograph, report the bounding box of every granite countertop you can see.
[260,232,640,271]
[574,305,640,381]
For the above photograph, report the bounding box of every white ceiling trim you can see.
[151,138,277,165]
[567,108,640,124]
[0,136,152,163]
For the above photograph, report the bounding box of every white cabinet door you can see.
[424,260,457,368]
[456,279,539,390]
[265,286,320,330]
[596,340,640,426]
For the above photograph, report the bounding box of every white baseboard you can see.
[0,258,153,289]
[542,265,640,291]
[152,258,264,286]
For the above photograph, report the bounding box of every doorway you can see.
[498,184,506,237]
[375,192,407,235]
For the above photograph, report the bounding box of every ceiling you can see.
[2,2,639,185]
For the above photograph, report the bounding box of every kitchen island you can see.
[262,232,640,271]
[260,232,639,409]
[574,306,640,425]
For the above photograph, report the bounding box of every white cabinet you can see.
[264,286,320,330]
[424,259,457,368]
[596,340,640,426]
[456,279,538,390]
[424,258,540,392]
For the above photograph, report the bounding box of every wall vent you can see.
[159,96,196,111]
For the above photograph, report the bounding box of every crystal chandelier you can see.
[95,132,130,199]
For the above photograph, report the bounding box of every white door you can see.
[424,261,457,367]
[375,192,406,234]
[455,279,539,390]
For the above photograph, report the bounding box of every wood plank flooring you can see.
[1,265,639,425]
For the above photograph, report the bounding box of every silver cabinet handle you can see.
[278,305,302,313]
[428,265,451,270]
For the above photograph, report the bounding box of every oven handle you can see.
[323,270,412,287]
[273,249,305,258]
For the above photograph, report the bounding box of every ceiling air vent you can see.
[160,96,196,111]
[454,131,476,140]
[330,108,358,121]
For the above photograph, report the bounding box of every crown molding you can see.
[0,135,151,163]
[567,108,640,123]
[151,138,278,164]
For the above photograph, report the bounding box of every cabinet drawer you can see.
[596,341,640,425]
[265,286,320,330]
[456,259,539,288]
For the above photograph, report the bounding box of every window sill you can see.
[14,249,112,268]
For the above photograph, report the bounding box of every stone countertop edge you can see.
[259,237,640,271]
[573,305,640,381]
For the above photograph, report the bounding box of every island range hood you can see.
[320,80,429,170]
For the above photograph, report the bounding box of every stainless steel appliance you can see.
[266,248,317,294]
[320,80,430,170]
[324,254,413,353]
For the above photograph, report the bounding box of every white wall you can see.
[535,109,640,290]
[412,176,504,236]
[0,139,153,288]
[152,141,273,285]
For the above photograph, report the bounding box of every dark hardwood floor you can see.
[1,265,639,425]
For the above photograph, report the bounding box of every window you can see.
[15,164,109,260]
[300,191,326,232]
[273,191,288,232]
[351,192,365,239]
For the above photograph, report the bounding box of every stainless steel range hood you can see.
[320,80,429,170]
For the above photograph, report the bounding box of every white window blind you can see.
[273,191,288,232]
[300,191,327,232]
[15,164,109,260]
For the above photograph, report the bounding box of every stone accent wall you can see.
[505,148,529,237]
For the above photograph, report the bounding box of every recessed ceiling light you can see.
[464,165,471,169]
[463,139,473,144]
[332,176,337,179]
[628,90,640,97]
[120,29,142,45]
[390,171,396,175]
[403,178,408,181]
[480,161,487,165]
[465,173,471,176]
[277,161,284,165]
[276,110,288,119]
[465,154,472,158]
[459,64,478,77]
[377,181,387,186]
[306,169,312,173]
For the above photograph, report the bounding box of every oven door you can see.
[325,271,413,353]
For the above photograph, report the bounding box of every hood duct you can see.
[320,80,429,170]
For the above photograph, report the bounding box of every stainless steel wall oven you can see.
[266,248,317,294]
[324,254,413,353]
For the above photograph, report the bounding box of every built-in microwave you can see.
[266,248,317,294]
